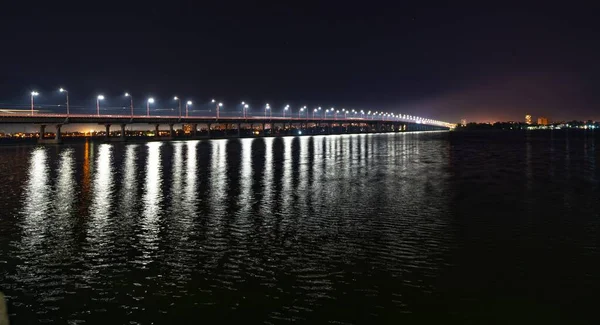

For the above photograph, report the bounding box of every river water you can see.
[0,131,598,324]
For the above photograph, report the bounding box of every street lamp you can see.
[243,104,249,118]
[283,105,289,118]
[124,93,133,117]
[313,108,317,119]
[186,101,192,117]
[265,103,270,118]
[174,96,181,118]
[299,107,304,118]
[96,95,104,116]
[217,102,223,118]
[59,88,69,116]
[30,91,39,115]
[147,97,154,116]
[335,110,339,119]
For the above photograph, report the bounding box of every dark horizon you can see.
[1,2,599,123]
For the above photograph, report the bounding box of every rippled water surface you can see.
[1,131,599,324]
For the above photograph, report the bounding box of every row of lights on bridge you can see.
[28,89,450,127]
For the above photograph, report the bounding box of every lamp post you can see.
[335,110,339,120]
[265,103,270,118]
[283,105,289,118]
[125,93,134,117]
[174,96,181,118]
[96,95,104,116]
[299,107,304,118]
[212,99,222,118]
[59,88,69,116]
[186,101,192,117]
[30,91,39,115]
[147,97,154,116]
[313,108,317,119]
[243,104,249,118]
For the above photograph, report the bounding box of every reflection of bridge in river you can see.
[0,113,451,143]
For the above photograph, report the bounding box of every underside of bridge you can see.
[0,116,450,144]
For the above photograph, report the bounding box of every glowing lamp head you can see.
[211,99,216,103]
[147,98,154,103]
[31,91,39,96]
[59,88,66,93]
[187,101,192,105]
[174,96,179,100]
[241,101,245,105]
[97,95,104,100]
[244,104,249,108]
[218,103,223,107]
[124,92,130,97]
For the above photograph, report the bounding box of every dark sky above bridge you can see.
[1,1,599,123]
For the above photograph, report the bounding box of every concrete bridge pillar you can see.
[55,125,62,142]
[120,124,127,141]
[237,123,242,137]
[155,124,160,137]
[262,123,267,136]
[105,124,111,140]
[207,123,211,138]
[169,124,175,138]
[39,125,46,139]
[192,124,198,137]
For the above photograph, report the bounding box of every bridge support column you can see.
[120,124,127,141]
[192,124,198,137]
[39,125,46,139]
[155,124,160,137]
[262,123,266,136]
[207,123,211,138]
[169,124,175,138]
[105,124,111,141]
[55,125,62,143]
[237,123,242,137]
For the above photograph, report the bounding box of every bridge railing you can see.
[0,104,451,127]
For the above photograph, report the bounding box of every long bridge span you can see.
[0,112,452,144]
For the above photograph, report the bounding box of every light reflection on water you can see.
[21,148,50,249]
[4,131,600,323]
[140,142,162,264]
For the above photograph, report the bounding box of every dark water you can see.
[0,131,599,324]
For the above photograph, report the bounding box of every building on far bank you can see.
[525,114,532,125]
[182,124,193,134]
[537,117,549,125]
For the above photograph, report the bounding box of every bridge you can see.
[0,111,452,144]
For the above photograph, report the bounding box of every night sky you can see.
[1,2,599,123]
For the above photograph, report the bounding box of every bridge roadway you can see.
[0,113,450,144]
